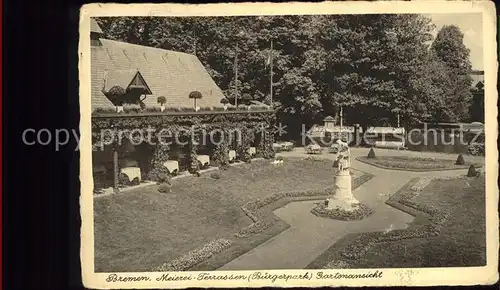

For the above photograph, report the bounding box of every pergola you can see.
[92,109,276,192]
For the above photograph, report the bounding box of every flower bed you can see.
[235,188,334,238]
[153,239,232,272]
[235,173,374,238]
[310,177,484,269]
[356,156,480,172]
[334,178,452,263]
[311,203,373,221]
[410,176,462,192]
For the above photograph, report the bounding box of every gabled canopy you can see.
[103,69,152,95]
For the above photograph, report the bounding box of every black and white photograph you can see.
[79,2,498,288]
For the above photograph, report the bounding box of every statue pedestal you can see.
[327,170,359,211]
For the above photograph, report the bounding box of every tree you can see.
[96,15,458,135]
[241,93,253,105]
[431,25,473,121]
[189,91,203,109]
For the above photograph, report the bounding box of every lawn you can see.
[307,176,486,269]
[356,155,481,171]
[94,157,368,272]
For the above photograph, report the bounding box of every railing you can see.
[92,108,275,119]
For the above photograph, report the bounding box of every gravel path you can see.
[218,148,481,270]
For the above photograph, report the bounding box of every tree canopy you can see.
[97,15,476,138]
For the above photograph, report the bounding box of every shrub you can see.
[467,165,479,177]
[455,154,465,165]
[118,173,130,186]
[157,173,171,185]
[311,203,373,221]
[210,172,221,179]
[220,98,229,105]
[130,177,140,186]
[367,148,376,159]
[468,142,485,156]
[106,85,126,97]
[158,183,171,193]
[188,91,203,109]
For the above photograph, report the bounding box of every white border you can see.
[79,2,499,288]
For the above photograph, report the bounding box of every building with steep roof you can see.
[470,70,484,122]
[90,18,226,112]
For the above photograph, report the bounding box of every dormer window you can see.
[102,69,152,106]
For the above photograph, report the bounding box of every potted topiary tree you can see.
[157,96,167,112]
[106,86,126,113]
[220,98,229,110]
[455,154,465,165]
[189,91,203,111]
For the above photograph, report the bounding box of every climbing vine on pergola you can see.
[91,110,276,186]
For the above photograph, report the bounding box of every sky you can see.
[427,13,483,70]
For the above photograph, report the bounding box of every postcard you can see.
[79,1,499,288]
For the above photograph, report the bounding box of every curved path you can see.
[218,148,482,270]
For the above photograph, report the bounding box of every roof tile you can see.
[91,38,226,111]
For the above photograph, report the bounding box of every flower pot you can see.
[116,106,123,113]
[223,105,228,111]
[160,105,166,112]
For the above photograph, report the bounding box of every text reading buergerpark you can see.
[106,271,383,284]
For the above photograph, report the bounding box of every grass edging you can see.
[311,203,373,221]
[190,171,374,271]
[307,177,455,269]
[356,156,480,172]
[152,238,232,272]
